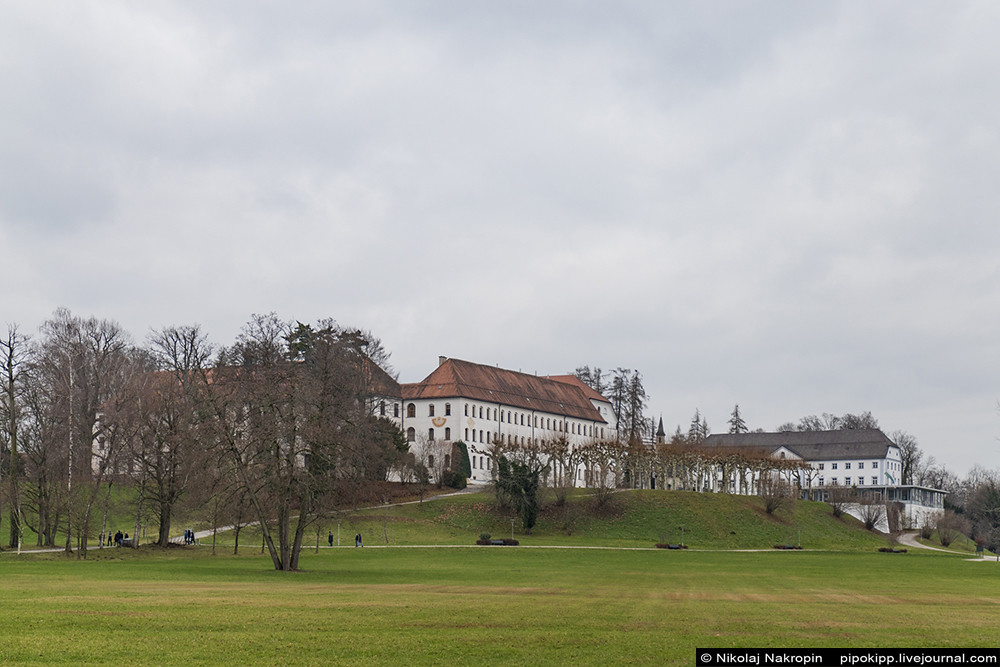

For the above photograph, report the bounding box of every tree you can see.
[1,325,29,549]
[687,409,709,445]
[494,454,546,533]
[29,310,134,555]
[126,325,215,547]
[779,412,878,433]
[936,510,970,547]
[891,430,921,485]
[857,496,886,531]
[728,404,747,434]
[573,366,607,395]
[826,485,852,518]
[207,315,395,571]
[758,474,793,515]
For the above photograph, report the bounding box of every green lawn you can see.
[2,546,998,665]
[290,489,890,551]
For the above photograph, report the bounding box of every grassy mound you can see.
[310,488,888,551]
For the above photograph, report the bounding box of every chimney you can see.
[438,356,448,367]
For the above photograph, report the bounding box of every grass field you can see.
[2,545,998,665]
[4,489,995,664]
[190,489,893,553]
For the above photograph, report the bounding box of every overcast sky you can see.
[3,2,999,475]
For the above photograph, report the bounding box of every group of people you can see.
[183,529,196,545]
[324,531,364,547]
[99,530,128,547]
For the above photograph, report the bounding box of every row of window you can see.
[816,461,887,471]
[400,401,603,438]
[817,477,881,487]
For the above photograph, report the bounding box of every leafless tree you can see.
[26,310,134,554]
[1,324,30,549]
[891,430,921,485]
[936,510,970,547]
[127,325,215,546]
[206,315,397,571]
[857,496,886,531]
[826,485,852,518]
[758,474,794,515]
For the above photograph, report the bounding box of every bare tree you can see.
[857,496,886,531]
[134,325,215,546]
[758,474,793,515]
[206,315,396,571]
[936,510,970,547]
[28,310,134,554]
[826,485,852,518]
[1,325,30,550]
[891,430,921,485]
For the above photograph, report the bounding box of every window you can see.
[818,463,824,470]
[832,477,838,485]
[872,461,879,469]
[379,400,386,416]
[819,478,825,486]
[465,428,469,440]
[428,428,435,441]
[428,455,434,469]
[445,403,451,416]
[394,403,399,418]
[872,477,878,485]
[464,404,469,416]
[479,406,483,418]
[858,462,864,469]
[406,427,415,442]
[429,404,435,417]
[832,463,838,470]
[845,462,851,469]
[845,476,851,485]
[445,427,451,440]
[407,403,416,418]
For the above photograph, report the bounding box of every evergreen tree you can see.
[728,404,748,434]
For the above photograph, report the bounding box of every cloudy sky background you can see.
[2,2,998,474]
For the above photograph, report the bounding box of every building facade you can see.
[702,429,945,529]
[390,357,617,485]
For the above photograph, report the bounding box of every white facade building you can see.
[392,357,617,485]
[702,430,945,530]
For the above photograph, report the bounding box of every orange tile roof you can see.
[402,358,608,423]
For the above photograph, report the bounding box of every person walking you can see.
[328,531,333,547]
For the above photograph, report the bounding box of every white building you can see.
[392,357,617,485]
[702,430,946,530]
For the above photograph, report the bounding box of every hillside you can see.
[334,488,890,551]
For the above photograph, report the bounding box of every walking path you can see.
[896,531,997,562]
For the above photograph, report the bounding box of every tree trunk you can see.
[157,502,172,547]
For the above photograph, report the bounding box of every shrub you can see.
[919,521,934,540]
[440,469,467,490]
[936,510,970,547]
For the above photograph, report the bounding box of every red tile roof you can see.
[402,358,608,423]
[548,374,611,404]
